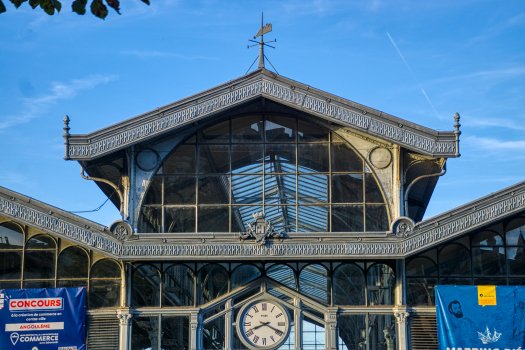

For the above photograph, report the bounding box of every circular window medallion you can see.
[136,148,160,171]
[369,147,392,169]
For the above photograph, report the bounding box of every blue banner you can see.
[0,287,86,350]
[436,285,525,350]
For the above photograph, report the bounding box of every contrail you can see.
[387,32,442,120]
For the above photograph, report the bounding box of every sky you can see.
[0,0,524,227]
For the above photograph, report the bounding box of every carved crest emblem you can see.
[240,212,283,245]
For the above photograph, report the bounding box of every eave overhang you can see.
[1,181,524,260]
[65,69,460,162]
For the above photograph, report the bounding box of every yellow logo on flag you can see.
[478,285,497,306]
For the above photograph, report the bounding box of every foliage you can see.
[0,0,150,19]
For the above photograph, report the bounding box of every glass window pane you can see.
[139,206,162,233]
[131,316,159,350]
[232,175,263,204]
[26,235,55,249]
[507,247,525,275]
[298,175,328,204]
[406,277,437,306]
[232,116,263,143]
[198,207,229,232]
[368,315,396,350]
[506,218,525,245]
[299,264,329,305]
[0,223,24,249]
[199,145,230,174]
[406,257,438,277]
[473,247,505,275]
[298,144,329,173]
[165,207,196,233]
[89,280,120,309]
[232,144,263,173]
[303,318,325,350]
[473,231,504,246]
[203,316,225,350]
[365,205,389,232]
[265,175,297,204]
[264,205,297,233]
[265,144,296,173]
[164,145,196,174]
[199,175,230,204]
[161,316,190,350]
[331,143,362,173]
[143,176,162,205]
[231,205,263,232]
[91,259,121,278]
[439,244,471,276]
[298,206,329,232]
[163,264,194,307]
[58,246,88,279]
[23,280,54,288]
[165,176,196,205]
[265,115,296,142]
[198,264,228,305]
[0,281,21,289]
[333,264,365,305]
[266,264,297,290]
[332,205,364,232]
[439,278,472,285]
[298,120,329,142]
[57,279,88,288]
[367,264,395,306]
[231,265,261,289]
[0,251,21,279]
[200,120,230,143]
[365,173,383,203]
[332,174,363,203]
[338,314,366,350]
[132,265,160,307]
[24,251,55,279]
[473,278,507,285]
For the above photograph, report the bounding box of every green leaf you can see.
[39,0,55,15]
[54,0,60,12]
[105,0,119,14]
[29,0,39,9]
[90,0,107,19]
[140,0,149,5]
[10,0,28,9]
[0,0,6,14]
[71,0,86,15]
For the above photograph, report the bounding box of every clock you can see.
[236,299,291,350]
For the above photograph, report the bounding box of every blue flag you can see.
[0,287,86,350]
[436,285,525,350]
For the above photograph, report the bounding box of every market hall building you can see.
[0,68,524,350]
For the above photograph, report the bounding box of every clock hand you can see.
[262,322,284,333]
[249,321,269,331]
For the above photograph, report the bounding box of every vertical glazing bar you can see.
[225,299,234,350]
[294,298,303,350]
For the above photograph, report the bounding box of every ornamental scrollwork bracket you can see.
[240,212,283,246]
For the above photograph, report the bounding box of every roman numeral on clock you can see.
[252,305,259,313]
[244,322,251,327]
[262,338,266,345]
[253,335,259,344]
[275,313,283,318]
[278,322,285,326]
[262,303,267,311]
[246,329,254,337]
[270,336,275,342]
[275,330,283,336]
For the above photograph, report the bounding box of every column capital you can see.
[392,306,410,324]
[116,308,133,325]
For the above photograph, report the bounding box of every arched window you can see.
[333,264,365,306]
[0,222,24,290]
[132,264,161,307]
[163,264,195,307]
[439,243,471,276]
[89,259,121,309]
[266,264,297,290]
[472,231,505,275]
[405,257,438,306]
[506,217,525,275]
[231,264,261,289]
[406,257,438,277]
[57,246,88,287]
[198,264,228,305]
[367,264,395,306]
[138,116,389,233]
[299,264,329,305]
[24,234,56,288]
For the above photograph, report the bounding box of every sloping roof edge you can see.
[65,69,460,161]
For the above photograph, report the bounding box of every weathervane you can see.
[246,13,279,74]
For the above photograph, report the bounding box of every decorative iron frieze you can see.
[240,212,283,245]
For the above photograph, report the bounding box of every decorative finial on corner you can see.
[63,115,71,160]
[453,113,461,157]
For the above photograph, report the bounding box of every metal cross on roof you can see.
[246,13,278,74]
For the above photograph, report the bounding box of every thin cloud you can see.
[0,75,118,131]
[463,116,525,131]
[122,50,218,61]
[386,32,442,120]
[464,136,525,150]
[425,67,525,86]
[468,13,525,45]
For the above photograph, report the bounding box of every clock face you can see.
[237,300,290,349]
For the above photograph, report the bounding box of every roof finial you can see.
[246,13,278,74]
[454,112,461,157]
[63,115,71,160]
